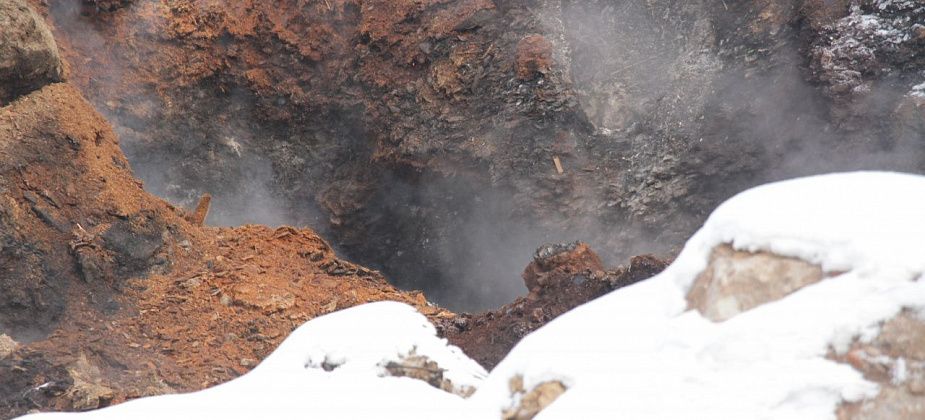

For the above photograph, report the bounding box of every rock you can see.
[0,0,64,104]
[687,244,824,322]
[515,35,554,81]
[801,0,850,30]
[835,311,925,419]
[384,352,468,396]
[503,376,567,420]
[522,242,604,292]
[0,334,17,359]
[101,212,166,279]
[67,354,115,411]
[230,283,295,314]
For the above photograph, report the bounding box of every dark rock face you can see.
[40,0,925,309]
[0,0,64,104]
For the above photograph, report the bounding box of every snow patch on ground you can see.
[20,302,487,420]
[19,171,925,419]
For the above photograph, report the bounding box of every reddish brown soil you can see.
[0,83,442,417]
[443,247,667,370]
[1,3,677,418]
[0,81,664,419]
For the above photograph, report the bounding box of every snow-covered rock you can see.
[19,171,925,419]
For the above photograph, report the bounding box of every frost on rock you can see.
[810,1,925,116]
[17,171,925,419]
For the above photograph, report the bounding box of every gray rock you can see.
[0,0,64,104]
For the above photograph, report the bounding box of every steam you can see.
[42,0,925,313]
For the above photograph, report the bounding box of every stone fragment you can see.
[503,376,567,420]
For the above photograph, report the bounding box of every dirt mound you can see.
[0,83,438,418]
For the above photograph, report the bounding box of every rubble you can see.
[30,0,925,310]
[4,0,925,418]
[0,69,442,419]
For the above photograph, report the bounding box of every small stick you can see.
[553,155,564,174]
[191,193,212,226]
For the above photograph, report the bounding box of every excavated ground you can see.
[5,0,925,417]
[0,54,663,419]
[29,0,925,312]
[0,83,447,418]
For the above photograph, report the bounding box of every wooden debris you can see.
[191,193,211,226]
[552,155,564,174]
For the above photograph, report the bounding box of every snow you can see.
[19,302,487,420]
[910,81,925,98]
[18,171,925,419]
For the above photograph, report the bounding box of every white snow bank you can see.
[20,302,487,420]
[19,171,925,420]
[471,171,925,419]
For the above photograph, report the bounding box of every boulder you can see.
[687,244,824,322]
[0,0,64,104]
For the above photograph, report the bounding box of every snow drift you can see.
[20,171,925,419]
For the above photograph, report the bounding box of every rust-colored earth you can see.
[0,81,663,418]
